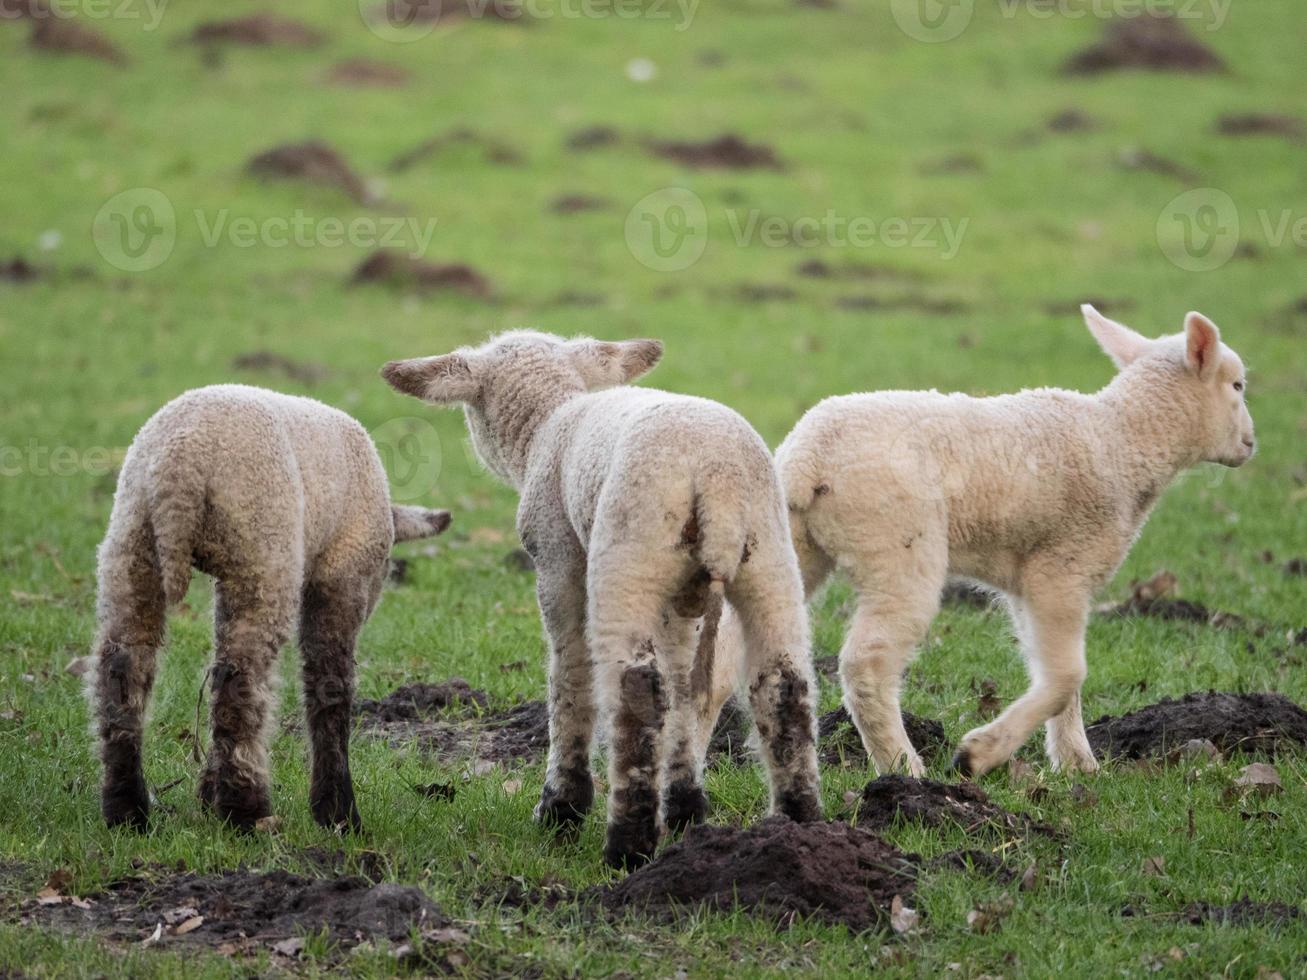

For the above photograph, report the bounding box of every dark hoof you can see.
[603,818,659,872]
[102,775,150,831]
[312,781,363,834]
[663,780,709,834]
[535,777,595,834]
[777,790,823,824]
[199,773,270,830]
[951,748,976,778]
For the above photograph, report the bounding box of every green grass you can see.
[2,0,1306,976]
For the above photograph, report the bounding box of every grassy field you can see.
[1,0,1305,975]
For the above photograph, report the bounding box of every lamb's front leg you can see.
[954,590,1090,778]
[533,561,597,832]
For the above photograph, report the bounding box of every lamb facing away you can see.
[765,307,1254,778]
[90,384,450,833]
[382,332,822,869]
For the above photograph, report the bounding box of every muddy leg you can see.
[730,567,822,823]
[299,576,373,833]
[91,525,167,830]
[533,558,596,832]
[955,587,1090,778]
[659,603,710,833]
[198,580,294,829]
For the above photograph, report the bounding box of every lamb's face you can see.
[1190,338,1255,468]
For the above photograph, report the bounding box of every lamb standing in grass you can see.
[382,332,822,869]
[763,308,1254,778]
[91,384,451,832]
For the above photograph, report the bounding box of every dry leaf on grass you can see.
[1233,762,1282,797]
[271,936,305,957]
[174,915,204,935]
[253,815,281,834]
[966,894,1014,933]
[889,894,919,934]
[501,778,523,796]
[64,656,92,677]
[1141,855,1166,876]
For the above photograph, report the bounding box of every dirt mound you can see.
[1086,692,1307,760]
[650,134,782,170]
[1047,108,1097,132]
[0,256,44,282]
[551,194,608,214]
[706,697,752,764]
[355,680,488,723]
[230,350,329,386]
[359,685,548,766]
[23,868,446,955]
[600,817,915,933]
[1064,15,1225,75]
[246,141,371,204]
[369,0,527,26]
[389,128,521,172]
[1095,571,1248,630]
[856,774,1054,837]
[834,294,968,316]
[795,258,924,282]
[1216,114,1304,139]
[189,16,325,47]
[28,16,125,64]
[327,59,411,87]
[1179,898,1301,927]
[351,251,493,298]
[818,707,947,767]
[567,126,620,151]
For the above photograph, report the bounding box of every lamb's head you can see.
[381,330,663,484]
[1082,304,1255,468]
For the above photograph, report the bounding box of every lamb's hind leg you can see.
[299,575,376,833]
[728,545,822,823]
[590,562,668,870]
[660,573,716,833]
[199,579,295,829]
[534,554,596,833]
[955,584,1090,778]
[92,525,167,830]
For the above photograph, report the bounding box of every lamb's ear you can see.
[391,506,451,542]
[1184,311,1221,380]
[381,354,477,403]
[570,338,664,387]
[1081,304,1152,369]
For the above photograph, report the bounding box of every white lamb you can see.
[90,384,450,832]
[382,331,822,869]
[735,307,1254,778]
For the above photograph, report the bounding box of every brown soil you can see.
[1116,146,1200,182]
[358,683,549,766]
[28,16,125,64]
[1047,109,1097,133]
[0,257,44,282]
[1095,571,1249,630]
[370,0,528,26]
[230,350,329,386]
[1216,114,1305,139]
[567,126,620,151]
[351,251,493,298]
[834,294,968,316]
[599,817,916,933]
[1064,15,1226,75]
[919,153,983,176]
[855,775,1055,837]
[355,679,489,723]
[389,128,522,172]
[550,194,608,214]
[326,59,411,87]
[795,259,925,282]
[21,868,446,956]
[189,16,325,47]
[650,134,782,170]
[735,283,797,303]
[0,0,46,16]
[246,141,371,204]
[1085,691,1307,760]
[1178,898,1301,927]
[817,707,947,767]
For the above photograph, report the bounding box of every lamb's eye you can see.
[1233,380,1245,393]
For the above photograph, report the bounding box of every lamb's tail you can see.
[146,458,206,608]
[684,477,749,708]
[392,505,452,543]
